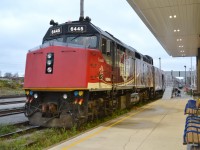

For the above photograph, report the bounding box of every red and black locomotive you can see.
[24,17,165,128]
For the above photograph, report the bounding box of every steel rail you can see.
[0,107,25,117]
[0,125,41,139]
[0,100,25,105]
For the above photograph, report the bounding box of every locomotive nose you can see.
[24,46,88,89]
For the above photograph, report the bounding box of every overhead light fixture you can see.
[177,38,182,41]
[169,15,176,19]
[174,29,180,32]
[179,45,184,48]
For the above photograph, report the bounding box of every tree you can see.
[13,73,19,78]
[4,72,12,78]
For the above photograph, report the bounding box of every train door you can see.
[100,37,114,89]
[101,38,112,65]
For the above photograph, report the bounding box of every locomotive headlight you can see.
[47,67,52,73]
[34,93,38,99]
[46,53,54,74]
[47,60,52,65]
[47,53,52,59]
[63,93,67,99]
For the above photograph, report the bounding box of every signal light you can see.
[30,91,33,96]
[74,98,78,104]
[25,90,30,95]
[74,91,79,96]
[78,91,84,96]
[78,99,84,105]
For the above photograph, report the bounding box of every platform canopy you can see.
[127,0,200,57]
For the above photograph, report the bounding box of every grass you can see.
[0,80,24,96]
[0,124,17,135]
[0,88,24,96]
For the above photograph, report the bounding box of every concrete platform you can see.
[48,97,191,150]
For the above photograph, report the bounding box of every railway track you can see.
[0,97,25,117]
[0,107,25,117]
[0,95,25,99]
[0,125,41,139]
[0,100,25,105]
[0,107,24,117]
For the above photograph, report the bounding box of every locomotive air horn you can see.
[50,19,58,26]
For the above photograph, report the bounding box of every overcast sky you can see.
[0,0,196,76]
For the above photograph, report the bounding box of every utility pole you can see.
[191,57,192,87]
[184,65,186,85]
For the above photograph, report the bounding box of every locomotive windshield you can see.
[43,35,98,49]
[66,35,97,48]
[44,37,64,43]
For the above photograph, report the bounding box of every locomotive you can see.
[24,17,165,128]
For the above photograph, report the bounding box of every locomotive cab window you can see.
[66,35,98,48]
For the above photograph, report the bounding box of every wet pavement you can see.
[48,95,191,150]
